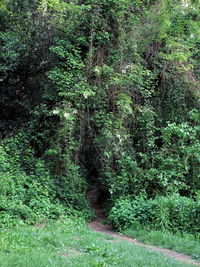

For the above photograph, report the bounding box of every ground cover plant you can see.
[0,217,198,267]
[124,228,200,261]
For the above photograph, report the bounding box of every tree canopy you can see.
[0,0,199,229]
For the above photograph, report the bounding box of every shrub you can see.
[108,194,200,234]
[0,133,92,227]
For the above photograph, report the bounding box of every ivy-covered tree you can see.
[0,0,199,226]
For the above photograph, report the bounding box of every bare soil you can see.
[87,187,200,266]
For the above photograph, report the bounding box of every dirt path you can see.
[87,187,200,266]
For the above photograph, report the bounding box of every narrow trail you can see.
[87,187,200,266]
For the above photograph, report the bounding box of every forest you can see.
[0,0,200,250]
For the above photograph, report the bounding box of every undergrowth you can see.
[0,133,92,227]
[108,194,200,234]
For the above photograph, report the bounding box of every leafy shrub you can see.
[0,133,92,227]
[108,194,200,234]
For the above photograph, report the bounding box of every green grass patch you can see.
[0,217,198,267]
[124,227,200,261]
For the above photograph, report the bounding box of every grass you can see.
[0,217,198,267]
[123,227,200,261]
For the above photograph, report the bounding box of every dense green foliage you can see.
[0,132,91,226]
[0,0,199,230]
[109,194,200,233]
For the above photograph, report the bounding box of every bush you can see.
[0,133,92,227]
[108,194,200,234]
